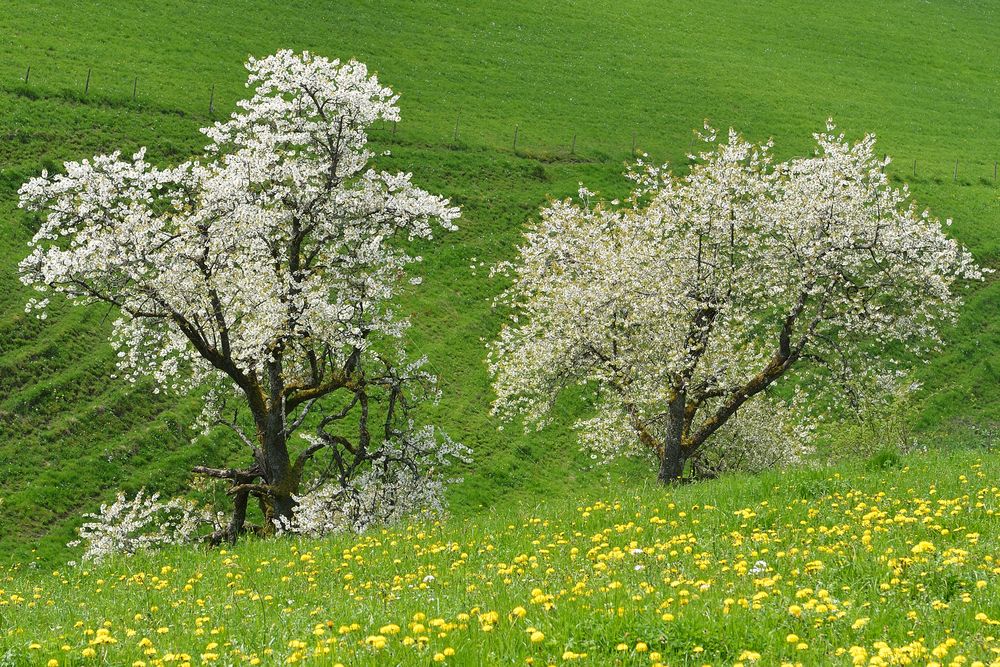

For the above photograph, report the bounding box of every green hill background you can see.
[1,0,997,562]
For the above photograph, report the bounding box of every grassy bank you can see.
[2,449,999,665]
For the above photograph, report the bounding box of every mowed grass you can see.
[2,450,1000,666]
[0,0,998,562]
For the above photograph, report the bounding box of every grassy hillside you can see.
[1,0,998,562]
[2,450,999,665]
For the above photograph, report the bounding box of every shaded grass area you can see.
[0,0,997,562]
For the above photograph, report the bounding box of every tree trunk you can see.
[657,390,687,484]
[229,488,249,542]
[258,359,298,530]
[260,424,297,529]
[254,397,298,530]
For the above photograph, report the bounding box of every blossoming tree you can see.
[18,51,466,542]
[489,123,982,483]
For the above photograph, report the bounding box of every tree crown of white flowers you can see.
[489,122,983,469]
[19,49,458,403]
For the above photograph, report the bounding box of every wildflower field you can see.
[3,450,998,666]
[1,1,998,666]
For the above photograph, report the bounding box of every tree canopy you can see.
[489,123,983,482]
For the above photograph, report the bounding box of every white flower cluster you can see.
[576,389,814,474]
[490,121,983,478]
[827,371,925,459]
[17,49,459,396]
[687,393,815,477]
[279,425,471,537]
[70,489,222,563]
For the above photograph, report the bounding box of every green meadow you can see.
[2,451,999,665]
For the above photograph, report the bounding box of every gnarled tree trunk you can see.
[256,358,299,529]
[657,390,687,484]
[259,420,298,530]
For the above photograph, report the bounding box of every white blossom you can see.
[18,50,458,398]
[278,425,471,537]
[70,489,222,562]
[489,122,983,482]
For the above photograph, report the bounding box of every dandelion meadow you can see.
[3,452,999,665]
[1,1,998,666]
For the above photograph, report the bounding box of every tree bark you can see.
[257,359,298,530]
[229,488,249,540]
[260,418,297,530]
[657,390,687,484]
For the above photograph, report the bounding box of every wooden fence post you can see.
[209,84,215,114]
[84,68,92,95]
[24,66,30,84]
[513,124,519,151]
[132,77,138,101]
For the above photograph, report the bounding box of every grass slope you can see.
[0,0,998,562]
[1,450,999,665]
